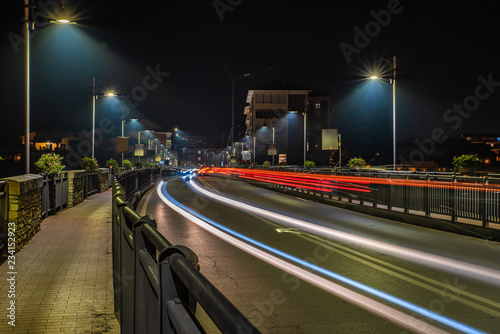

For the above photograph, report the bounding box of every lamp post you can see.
[91,79,117,159]
[23,0,75,173]
[121,117,137,166]
[369,56,397,170]
[288,109,307,167]
[262,119,276,166]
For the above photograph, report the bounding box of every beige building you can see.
[244,80,334,166]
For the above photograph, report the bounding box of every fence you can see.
[84,171,99,198]
[226,169,500,228]
[0,179,8,252]
[112,172,259,334]
[41,172,69,218]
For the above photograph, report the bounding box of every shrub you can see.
[262,161,271,167]
[452,154,482,173]
[105,158,119,171]
[123,159,132,168]
[347,157,367,168]
[81,156,99,172]
[304,160,315,169]
[35,153,65,176]
[134,161,143,168]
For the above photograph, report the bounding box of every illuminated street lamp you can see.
[262,120,276,166]
[369,56,397,170]
[24,0,76,173]
[91,77,117,158]
[288,108,307,167]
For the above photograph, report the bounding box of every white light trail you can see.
[157,180,485,334]
[188,179,500,286]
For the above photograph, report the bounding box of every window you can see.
[255,109,286,119]
[315,103,321,109]
[255,94,287,104]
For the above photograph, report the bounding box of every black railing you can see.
[0,179,8,253]
[112,171,259,334]
[232,168,500,228]
[41,172,68,218]
[83,171,99,198]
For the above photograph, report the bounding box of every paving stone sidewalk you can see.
[0,189,120,333]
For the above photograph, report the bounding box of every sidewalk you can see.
[0,189,120,333]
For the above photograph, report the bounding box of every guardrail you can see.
[83,171,99,198]
[218,168,500,228]
[41,172,68,218]
[0,179,8,253]
[112,172,259,333]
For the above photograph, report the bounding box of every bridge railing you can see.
[0,180,8,253]
[41,172,69,218]
[112,170,259,334]
[228,168,500,228]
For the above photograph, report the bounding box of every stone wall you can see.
[98,168,111,193]
[5,174,43,252]
[68,170,85,207]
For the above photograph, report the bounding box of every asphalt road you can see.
[137,175,500,334]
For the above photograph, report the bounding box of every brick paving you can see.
[0,189,119,333]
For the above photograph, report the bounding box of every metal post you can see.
[24,0,32,174]
[92,77,96,159]
[392,56,397,171]
[303,112,307,167]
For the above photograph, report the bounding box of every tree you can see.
[452,154,482,173]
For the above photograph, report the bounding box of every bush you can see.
[105,158,119,171]
[452,154,482,173]
[134,161,143,168]
[304,160,315,169]
[35,153,65,176]
[123,159,132,168]
[347,157,367,168]
[262,161,271,167]
[81,156,99,172]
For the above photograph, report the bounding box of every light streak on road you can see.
[157,180,486,334]
[188,179,500,287]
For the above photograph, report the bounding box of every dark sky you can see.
[1,1,499,151]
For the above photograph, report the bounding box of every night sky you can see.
[1,1,499,156]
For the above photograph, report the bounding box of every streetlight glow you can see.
[369,75,380,80]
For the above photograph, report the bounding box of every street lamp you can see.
[121,118,137,166]
[24,0,76,173]
[288,108,307,167]
[91,77,117,158]
[262,119,276,166]
[369,56,397,170]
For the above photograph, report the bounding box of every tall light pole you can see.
[262,119,276,166]
[24,0,33,173]
[288,109,307,167]
[223,66,274,148]
[369,56,397,170]
[24,1,76,173]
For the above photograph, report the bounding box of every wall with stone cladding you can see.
[68,170,85,207]
[5,174,43,252]
[98,168,111,193]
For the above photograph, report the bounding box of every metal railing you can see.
[238,169,500,228]
[0,179,8,252]
[112,171,259,334]
[83,171,99,198]
[41,172,68,218]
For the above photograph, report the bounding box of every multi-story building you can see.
[244,80,334,166]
